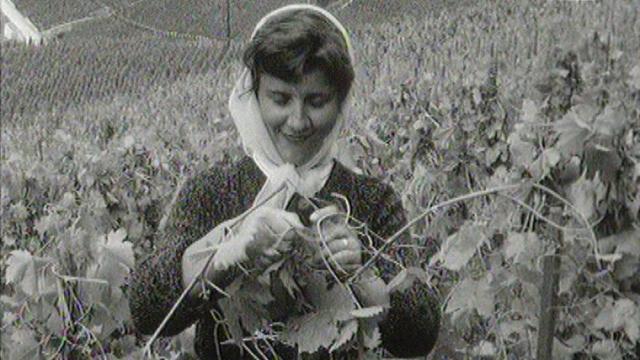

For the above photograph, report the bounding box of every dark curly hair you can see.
[242,8,354,104]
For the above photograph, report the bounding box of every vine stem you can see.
[350,179,606,282]
[142,184,286,357]
[498,193,584,233]
[531,183,602,269]
[349,183,526,282]
[50,265,109,285]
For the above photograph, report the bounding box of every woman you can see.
[129,4,440,359]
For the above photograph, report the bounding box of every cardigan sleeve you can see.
[128,168,236,336]
[363,182,441,358]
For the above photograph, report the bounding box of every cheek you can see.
[312,105,340,134]
[259,101,286,130]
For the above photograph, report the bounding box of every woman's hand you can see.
[182,207,303,299]
[238,206,304,271]
[309,205,362,278]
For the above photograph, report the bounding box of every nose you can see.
[285,100,310,132]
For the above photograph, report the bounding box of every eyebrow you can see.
[268,90,290,96]
[268,90,331,99]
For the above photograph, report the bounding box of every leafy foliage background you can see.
[2,0,639,359]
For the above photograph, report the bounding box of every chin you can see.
[284,154,307,166]
[278,143,313,166]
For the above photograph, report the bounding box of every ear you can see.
[251,69,261,96]
[253,73,262,103]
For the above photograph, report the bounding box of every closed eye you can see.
[308,94,331,108]
[270,92,291,106]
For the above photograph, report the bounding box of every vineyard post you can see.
[226,0,231,41]
[535,207,563,360]
[536,251,560,359]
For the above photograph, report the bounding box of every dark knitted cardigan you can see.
[129,156,440,359]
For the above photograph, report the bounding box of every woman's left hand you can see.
[309,205,362,277]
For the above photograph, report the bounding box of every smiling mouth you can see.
[282,132,311,143]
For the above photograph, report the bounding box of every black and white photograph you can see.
[1,0,639,359]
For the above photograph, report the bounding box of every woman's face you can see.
[257,69,340,166]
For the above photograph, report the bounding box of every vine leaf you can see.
[329,319,358,352]
[629,64,640,90]
[591,340,621,359]
[542,148,561,170]
[508,132,537,170]
[592,299,640,343]
[599,229,640,257]
[504,232,542,264]
[217,296,245,343]
[280,273,355,354]
[45,301,65,334]
[350,306,385,318]
[218,278,273,343]
[553,104,598,156]
[360,320,381,350]
[568,173,606,221]
[504,232,526,261]
[446,275,494,321]
[432,223,485,271]
[583,145,622,184]
[521,99,539,123]
[5,250,54,297]
[386,266,430,293]
[472,340,497,356]
[592,104,626,137]
[101,228,134,269]
[91,228,134,288]
[9,328,40,360]
[612,230,640,257]
[278,261,302,298]
[598,229,640,281]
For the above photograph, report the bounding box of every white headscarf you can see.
[202,5,355,269]
[228,4,355,210]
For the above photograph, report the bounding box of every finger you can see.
[257,208,304,233]
[272,227,301,251]
[279,211,304,229]
[311,238,338,264]
[281,228,301,243]
[274,226,300,248]
[267,209,304,230]
[313,249,362,267]
[327,233,360,248]
[313,238,352,261]
[274,235,293,254]
[327,259,361,277]
[318,225,353,242]
[328,250,362,266]
[319,237,353,254]
[263,247,280,258]
[246,222,290,258]
[309,205,341,223]
[336,263,361,274]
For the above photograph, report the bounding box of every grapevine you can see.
[2,1,639,359]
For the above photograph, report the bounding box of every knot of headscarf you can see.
[228,3,354,210]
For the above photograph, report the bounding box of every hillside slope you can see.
[12,0,103,30]
[122,0,461,40]
[2,0,455,122]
